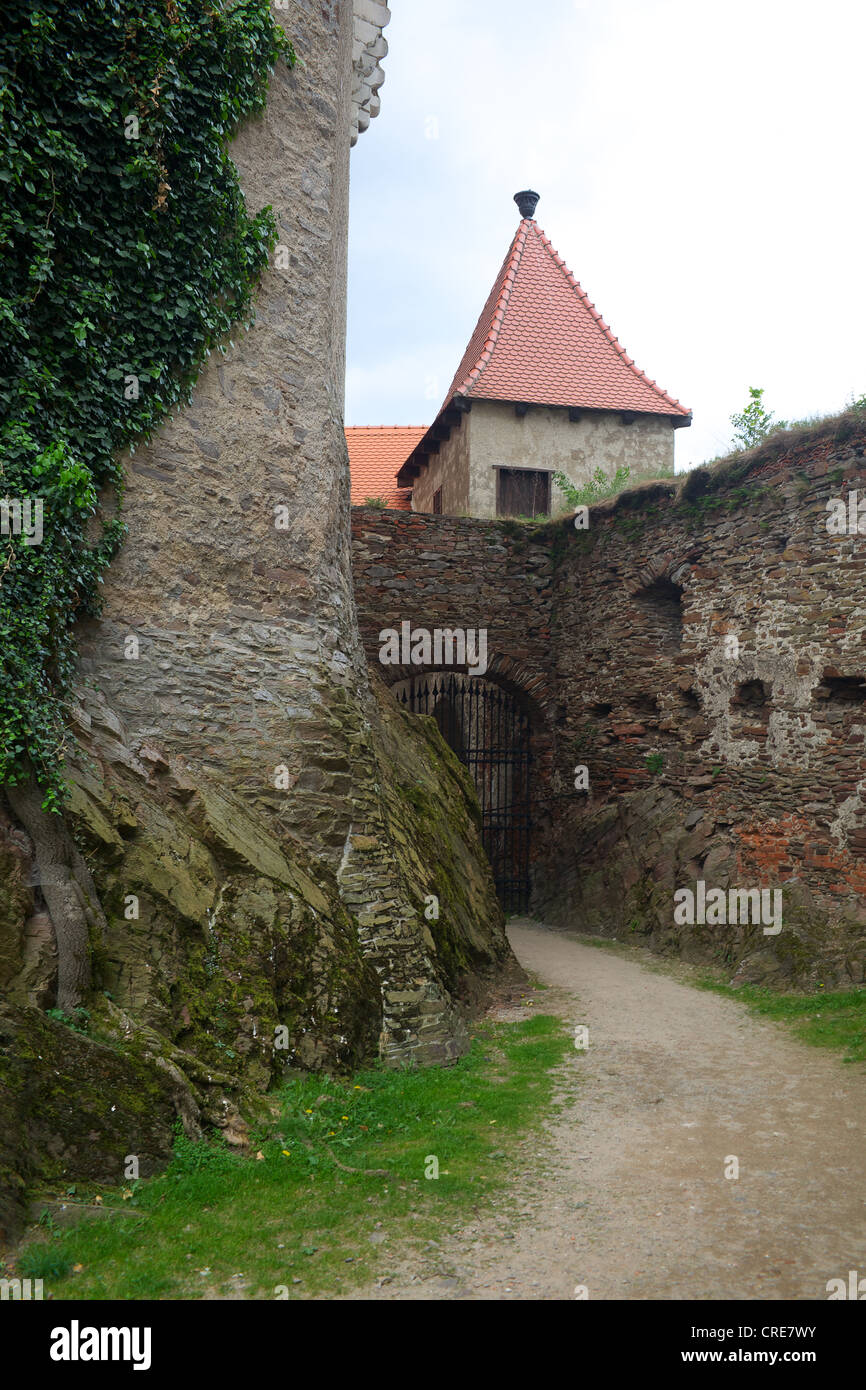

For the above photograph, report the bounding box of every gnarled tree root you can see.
[4,777,107,1012]
[299,1137,391,1178]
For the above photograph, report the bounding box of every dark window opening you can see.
[432,487,443,515]
[632,576,684,649]
[731,679,771,709]
[628,693,659,719]
[815,674,866,705]
[497,468,551,518]
[730,679,772,739]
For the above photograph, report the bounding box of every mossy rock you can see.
[0,1003,179,1246]
[370,674,510,988]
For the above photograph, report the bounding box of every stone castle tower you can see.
[0,1,511,1239]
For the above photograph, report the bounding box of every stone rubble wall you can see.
[541,418,866,985]
[63,0,504,1069]
[75,0,362,853]
[351,506,555,710]
[352,419,866,986]
[351,506,557,876]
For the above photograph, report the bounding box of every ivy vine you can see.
[0,0,293,808]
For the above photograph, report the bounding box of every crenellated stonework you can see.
[351,0,390,144]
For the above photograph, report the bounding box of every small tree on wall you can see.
[730,387,785,451]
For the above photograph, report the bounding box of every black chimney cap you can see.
[514,189,540,220]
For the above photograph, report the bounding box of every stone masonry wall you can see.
[540,417,866,985]
[62,0,512,1068]
[351,505,556,873]
[76,0,362,852]
[351,506,554,707]
[353,417,866,986]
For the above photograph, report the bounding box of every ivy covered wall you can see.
[0,0,290,803]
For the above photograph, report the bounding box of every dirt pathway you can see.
[352,921,866,1300]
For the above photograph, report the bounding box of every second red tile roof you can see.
[346,425,426,509]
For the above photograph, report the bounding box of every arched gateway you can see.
[393,672,533,913]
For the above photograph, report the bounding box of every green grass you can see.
[695,981,866,1064]
[577,935,866,1067]
[20,1014,569,1301]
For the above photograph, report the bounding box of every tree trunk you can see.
[4,777,105,1011]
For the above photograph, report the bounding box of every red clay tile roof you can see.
[346,426,426,509]
[446,218,691,416]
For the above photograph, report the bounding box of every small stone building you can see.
[398,191,691,518]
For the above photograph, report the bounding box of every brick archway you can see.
[351,506,558,912]
[380,651,552,727]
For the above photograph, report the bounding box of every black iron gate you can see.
[398,674,532,913]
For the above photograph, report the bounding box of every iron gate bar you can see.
[400,674,532,913]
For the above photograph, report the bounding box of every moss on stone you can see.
[0,1002,179,1245]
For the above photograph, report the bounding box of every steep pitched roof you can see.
[346,426,425,509]
[398,214,690,487]
[446,218,691,415]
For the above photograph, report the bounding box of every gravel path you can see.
[351,921,866,1300]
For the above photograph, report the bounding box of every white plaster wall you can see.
[411,412,471,514]
[465,399,677,519]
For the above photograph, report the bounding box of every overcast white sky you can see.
[345,0,866,470]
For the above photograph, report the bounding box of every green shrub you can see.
[552,465,631,509]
